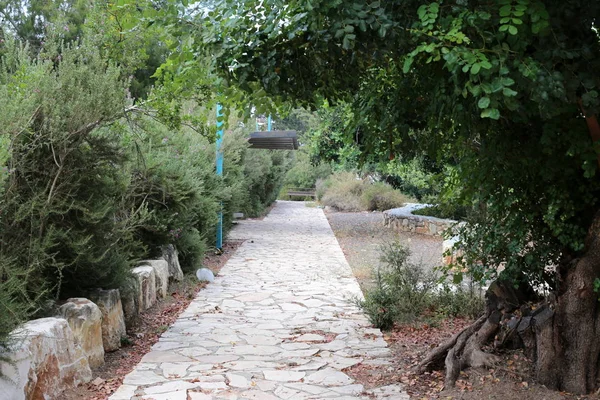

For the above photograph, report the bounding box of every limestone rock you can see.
[196,268,215,283]
[121,290,138,324]
[58,298,105,368]
[132,265,157,312]
[0,317,92,400]
[140,259,169,298]
[162,244,184,282]
[88,289,127,352]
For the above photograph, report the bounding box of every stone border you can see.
[383,203,457,237]
[0,244,186,400]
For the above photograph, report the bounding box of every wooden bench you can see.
[286,188,316,199]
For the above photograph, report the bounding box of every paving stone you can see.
[226,372,249,388]
[144,380,198,394]
[332,384,366,395]
[263,370,306,382]
[109,201,407,400]
[161,363,191,378]
[304,368,353,386]
[141,391,188,400]
[295,333,326,342]
[122,370,167,386]
[240,390,280,400]
[141,351,193,363]
[188,392,213,400]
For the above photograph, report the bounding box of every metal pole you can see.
[216,103,224,251]
[267,114,272,131]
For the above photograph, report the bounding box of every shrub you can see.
[320,172,365,211]
[319,172,409,211]
[360,182,411,211]
[358,241,484,329]
[0,40,290,348]
[0,38,145,344]
[383,157,440,202]
[315,177,331,201]
[411,204,469,221]
[282,150,331,191]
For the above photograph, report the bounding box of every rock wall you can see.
[140,259,169,299]
[132,265,157,313]
[383,205,458,237]
[0,318,92,400]
[88,289,127,352]
[162,244,184,282]
[58,298,105,368]
[0,244,186,400]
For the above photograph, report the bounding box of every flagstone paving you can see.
[110,201,408,400]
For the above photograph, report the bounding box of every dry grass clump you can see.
[317,172,411,211]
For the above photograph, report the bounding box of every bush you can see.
[383,157,440,202]
[0,38,290,348]
[358,241,484,329]
[411,204,469,221]
[282,150,331,191]
[319,172,409,211]
[361,182,411,211]
[0,38,145,344]
[320,172,365,211]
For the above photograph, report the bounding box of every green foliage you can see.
[382,157,440,202]
[0,31,288,352]
[282,151,331,190]
[359,241,484,330]
[186,0,600,292]
[411,205,469,222]
[0,37,142,342]
[361,182,411,212]
[319,172,410,212]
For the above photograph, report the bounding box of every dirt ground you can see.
[325,208,592,400]
[324,209,443,291]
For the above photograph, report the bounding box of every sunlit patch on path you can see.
[110,201,408,400]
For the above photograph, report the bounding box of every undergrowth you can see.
[358,241,484,330]
[318,172,411,212]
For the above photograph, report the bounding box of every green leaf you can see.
[478,96,491,109]
[453,272,463,284]
[508,25,518,35]
[470,63,481,75]
[481,108,501,119]
[402,57,414,73]
[503,87,518,97]
[499,5,512,17]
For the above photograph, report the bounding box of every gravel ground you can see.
[325,209,443,292]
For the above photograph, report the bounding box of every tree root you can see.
[416,314,486,374]
[416,314,502,388]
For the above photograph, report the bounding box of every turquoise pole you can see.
[216,103,224,250]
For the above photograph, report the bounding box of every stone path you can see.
[110,201,408,400]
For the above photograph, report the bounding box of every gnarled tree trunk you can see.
[535,212,600,394]
[418,212,600,394]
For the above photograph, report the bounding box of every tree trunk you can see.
[418,212,600,394]
[536,212,600,394]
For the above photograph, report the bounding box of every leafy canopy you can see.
[173,0,600,285]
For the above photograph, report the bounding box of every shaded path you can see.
[110,201,407,400]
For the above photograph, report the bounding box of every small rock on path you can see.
[110,201,408,400]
